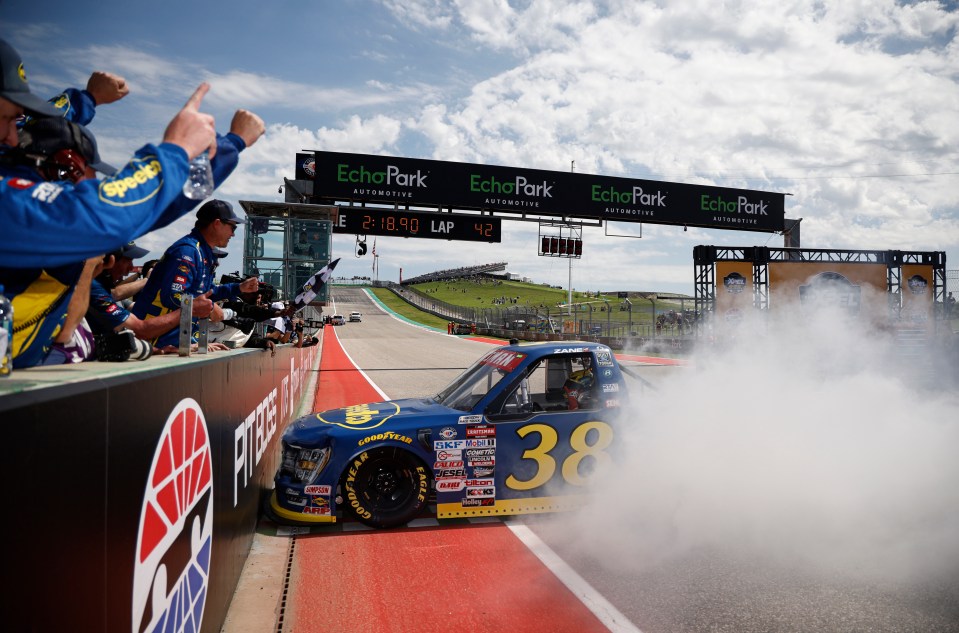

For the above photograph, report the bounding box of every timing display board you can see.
[299,151,786,233]
[332,206,501,242]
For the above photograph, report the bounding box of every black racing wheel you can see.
[341,448,431,528]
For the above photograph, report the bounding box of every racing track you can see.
[262,288,959,633]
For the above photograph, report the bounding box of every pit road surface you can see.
[224,287,959,633]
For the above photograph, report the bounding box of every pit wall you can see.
[0,343,318,633]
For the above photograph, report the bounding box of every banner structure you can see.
[297,151,787,234]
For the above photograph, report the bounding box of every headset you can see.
[37,148,89,184]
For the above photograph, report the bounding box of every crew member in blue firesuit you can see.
[132,200,259,350]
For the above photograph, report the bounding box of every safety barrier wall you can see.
[0,343,318,633]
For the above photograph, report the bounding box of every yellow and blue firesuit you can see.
[131,229,243,348]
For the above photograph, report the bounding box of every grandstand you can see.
[402,262,508,285]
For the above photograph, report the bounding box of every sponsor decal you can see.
[171,283,184,292]
[357,431,413,446]
[472,467,495,477]
[465,448,496,458]
[435,468,467,479]
[590,184,666,207]
[174,275,187,284]
[461,498,496,507]
[602,369,612,377]
[319,401,401,431]
[596,350,614,367]
[302,157,316,177]
[907,274,928,295]
[99,156,163,206]
[481,349,526,372]
[602,383,619,393]
[553,347,586,353]
[31,182,63,203]
[132,399,213,633]
[723,272,747,294]
[438,426,457,440]
[466,487,496,498]
[106,304,118,314]
[434,440,465,450]
[433,460,464,469]
[799,272,861,315]
[304,485,332,495]
[465,479,494,487]
[465,425,495,438]
[5,177,34,189]
[302,506,331,516]
[605,399,620,408]
[436,479,465,492]
[701,193,769,216]
[457,414,483,425]
[469,173,553,199]
[435,449,462,461]
[469,460,495,468]
[177,265,190,274]
[337,162,429,188]
[465,438,495,448]
[310,496,329,508]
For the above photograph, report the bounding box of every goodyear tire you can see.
[341,448,431,528]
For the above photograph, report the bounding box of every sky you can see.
[5,0,959,296]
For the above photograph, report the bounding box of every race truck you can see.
[268,340,638,529]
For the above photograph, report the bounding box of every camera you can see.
[220,272,276,304]
[95,329,153,362]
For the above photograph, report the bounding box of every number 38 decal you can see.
[505,421,614,490]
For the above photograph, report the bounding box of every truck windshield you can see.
[433,349,526,412]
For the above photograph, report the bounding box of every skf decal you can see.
[99,156,163,207]
[357,431,413,446]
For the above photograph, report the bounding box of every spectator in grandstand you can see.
[132,199,259,349]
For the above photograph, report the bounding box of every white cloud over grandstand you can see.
[7,0,958,293]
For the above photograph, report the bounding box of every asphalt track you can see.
[224,287,959,633]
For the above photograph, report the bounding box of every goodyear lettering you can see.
[344,451,372,520]
[99,158,162,205]
[357,431,413,447]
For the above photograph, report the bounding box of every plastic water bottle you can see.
[182,150,214,200]
[0,284,13,377]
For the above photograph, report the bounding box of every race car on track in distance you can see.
[349,312,362,322]
[330,314,345,325]
[267,341,632,528]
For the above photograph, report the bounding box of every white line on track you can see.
[506,520,644,633]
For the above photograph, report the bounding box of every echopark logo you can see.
[131,398,213,633]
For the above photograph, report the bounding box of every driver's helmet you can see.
[563,357,595,410]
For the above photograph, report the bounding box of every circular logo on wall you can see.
[132,398,214,633]
[302,157,316,177]
[723,272,747,294]
[907,274,928,295]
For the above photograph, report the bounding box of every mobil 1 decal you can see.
[132,398,213,633]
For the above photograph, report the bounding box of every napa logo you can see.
[318,401,401,430]
[132,398,213,633]
[336,163,427,187]
[100,156,163,206]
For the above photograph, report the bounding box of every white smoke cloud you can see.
[571,305,959,585]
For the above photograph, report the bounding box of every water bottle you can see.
[0,284,13,377]
[182,150,214,200]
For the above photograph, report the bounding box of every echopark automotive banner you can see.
[297,151,786,233]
